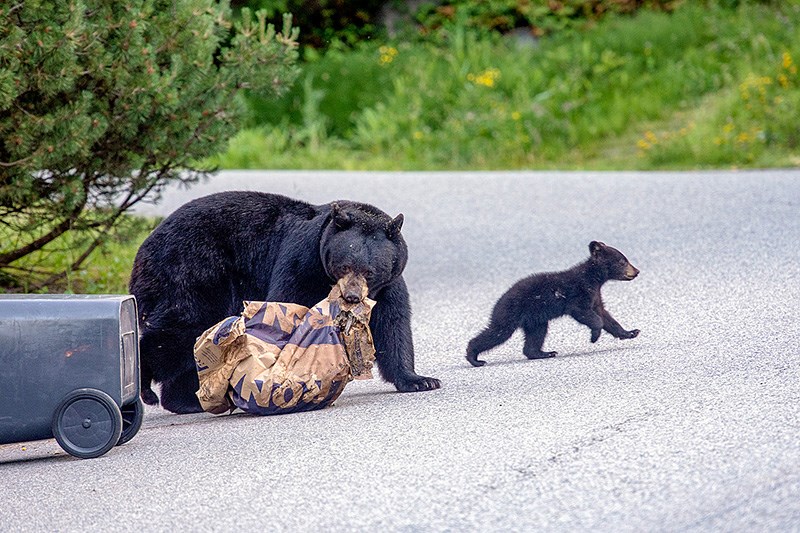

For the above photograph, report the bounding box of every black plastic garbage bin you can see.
[0,295,143,459]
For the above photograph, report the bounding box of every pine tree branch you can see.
[29,163,176,290]
[0,185,87,267]
[33,232,104,290]
[0,155,34,167]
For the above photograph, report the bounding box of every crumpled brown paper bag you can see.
[193,275,376,415]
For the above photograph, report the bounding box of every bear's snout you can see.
[625,265,640,280]
[343,291,361,304]
[337,272,369,304]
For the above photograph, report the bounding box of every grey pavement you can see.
[1,170,799,531]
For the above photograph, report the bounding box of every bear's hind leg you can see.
[139,360,159,406]
[467,292,523,367]
[466,323,517,367]
[159,369,204,414]
[522,320,556,359]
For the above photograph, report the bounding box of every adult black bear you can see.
[466,241,640,367]
[130,191,441,414]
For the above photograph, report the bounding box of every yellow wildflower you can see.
[782,51,793,70]
[713,137,724,146]
[378,46,398,65]
[778,74,789,88]
[644,131,658,143]
[469,68,501,88]
[636,139,651,150]
[722,123,735,134]
[511,111,521,121]
[412,131,423,140]
[736,132,751,144]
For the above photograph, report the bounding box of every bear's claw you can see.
[396,375,441,392]
[525,350,557,359]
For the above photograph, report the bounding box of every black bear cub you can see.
[466,241,640,367]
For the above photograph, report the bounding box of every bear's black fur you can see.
[129,191,441,414]
[466,241,640,367]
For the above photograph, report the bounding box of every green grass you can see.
[0,216,157,294]
[210,2,800,170]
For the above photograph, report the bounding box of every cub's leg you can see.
[466,292,521,367]
[466,323,517,367]
[522,320,557,359]
[599,308,640,339]
[571,309,605,343]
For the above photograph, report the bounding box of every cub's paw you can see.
[625,329,640,339]
[526,350,557,359]
[590,329,602,343]
[466,354,486,367]
[396,374,442,392]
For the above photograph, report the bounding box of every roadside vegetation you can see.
[0,1,298,292]
[215,1,800,169]
[3,0,798,293]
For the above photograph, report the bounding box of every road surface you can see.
[2,170,799,531]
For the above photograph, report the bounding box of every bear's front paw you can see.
[396,374,441,392]
[590,329,602,343]
[625,329,640,339]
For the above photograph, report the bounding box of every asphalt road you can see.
[2,171,799,531]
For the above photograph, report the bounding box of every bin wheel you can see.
[117,398,144,446]
[52,389,123,459]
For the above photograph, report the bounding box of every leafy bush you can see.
[0,1,298,291]
[415,0,678,36]
[233,0,386,48]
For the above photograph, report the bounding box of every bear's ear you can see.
[386,213,404,238]
[590,241,605,256]
[331,203,352,230]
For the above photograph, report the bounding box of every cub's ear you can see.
[331,203,352,230]
[590,241,606,256]
[386,213,404,238]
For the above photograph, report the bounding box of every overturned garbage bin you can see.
[0,295,144,459]
[194,274,376,415]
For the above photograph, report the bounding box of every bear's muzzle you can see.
[337,272,369,304]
